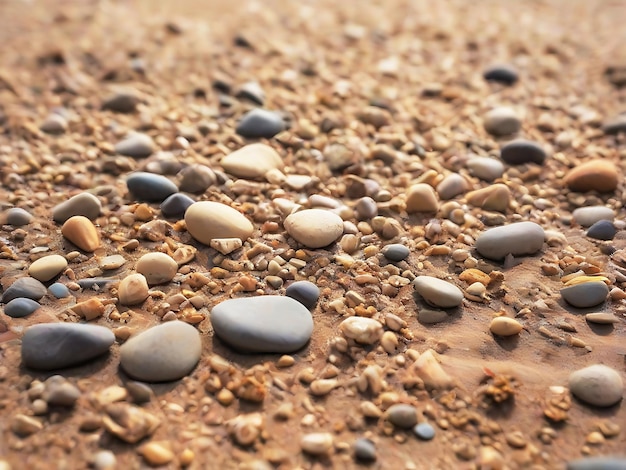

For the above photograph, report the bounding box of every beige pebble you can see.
[99,254,127,270]
[136,252,178,285]
[185,201,253,245]
[221,143,283,180]
[61,216,101,252]
[70,298,105,321]
[466,184,511,213]
[210,237,243,255]
[490,317,523,336]
[28,254,68,282]
[138,441,174,466]
[301,432,334,455]
[339,317,383,344]
[564,160,619,193]
[12,414,43,436]
[179,448,194,467]
[277,355,295,368]
[405,183,439,213]
[118,273,149,305]
[226,413,263,446]
[284,209,344,248]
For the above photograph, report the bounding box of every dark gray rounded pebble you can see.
[387,404,418,429]
[21,323,115,370]
[126,172,178,202]
[49,283,71,298]
[6,207,33,226]
[382,244,410,262]
[2,277,47,303]
[52,192,102,223]
[77,278,115,290]
[483,64,519,85]
[413,422,436,440]
[500,140,546,165]
[285,281,320,310]
[353,438,377,462]
[4,298,40,318]
[161,193,195,219]
[602,115,626,135]
[567,457,626,470]
[101,91,140,113]
[586,220,617,241]
[236,109,286,139]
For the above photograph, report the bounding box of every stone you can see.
[418,308,449,324]
[284,209,343,248]
[236,109,286,139]
[61,216,100,252]
[569,364,623,407]
[561,281,609,308]
[413,422,436,440]
[2,277,47,303]
[466,157,505,182]
[413,276,463,308]
[70,298,105,321]
[138,441,174,466]
[475,222,545,260]
[411,349,455,390]
[483,107,521,136]
[235,81,265,105]
[466,184,511,212]
[48,283,71,299]
[184,201,254,245]
[483,64,519,85]
[436,173,469,200]
[572,206,614,227]
[99,254,127,271]
[210,296,314,353]
[353,438,377,462]
[340,317,383,344]
[40,113,67,134]
[4,298,40,318]
[221,143,283,179]
[355,197,378,220]
[118,273,149,306]
[567,457,626,470]
[160,193,195,219]
[28,254,68,282]
[135,252,178,285]
[52,192,102,223]
[6,207,33,226]
[586,220,617,240]
[126,381,154,403]
[120,321,202,382]
[178,164,217,193]
[21,323,115,370]
[210,238,243,255]
[102,403,160,443]
[585,312,619,324]
[93,450,117,470]
[381,243,410,262]
[285,281,320,309]
[601,114,626,135]
[12,414,43,436]
[115,133,155,158]
[564,160,619,193]
[324,143,356,171]
[406,183,439,212]
[387,404,418,428]
[490,317,523,336]
[102,89,141,113]
[301,433,333,455]
[126,172,178,202]
[43,375,80,407]
[500,139,547,165]
[357,106,391,128]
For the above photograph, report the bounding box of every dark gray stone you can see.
[2,277,47,303]
[101,90,140,113]
[161,193,195,219]
[115,133,154,158]
[483,64,519,85]
[285,281,320,310]
[6,207,33,226]
[77,278,115,290]
[500,140,546,165]
[236,109,286,139]
[586,220,617,240]
[49,283,71,299]
[602,114,626,135]
[4,298,40,318]
[127,172,178,202]
[353,438,377,462]
[382,244,410,262]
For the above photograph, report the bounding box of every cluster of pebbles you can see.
[0,0,625,468]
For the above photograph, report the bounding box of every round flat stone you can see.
[235,109,286,139]
[572,206,614,227]
[285,281,320,309]
[585,312,619,324]
[52,192,102,223]
[413,276,463,308]
[475,222,545,260]
[284,209,343,249]
[21,323,115,370]
[6,207,33,226]
[353,438,377,462]
[413,422,436,440]
[564,160,619,193]
[500,139,546,165]
[40,113,67,134]
[210,296,314,353]
[49,283,71,299]
[28,255,68,282]
[586,220,617,240]
[135,253,178,285]
[569,364,623,407]
[161,193,195,219]
[483,64,519,85]
[561,281,609,308]
[4,298,40,318]
[387,404,418,428]
[127,172,178,202]
[115,133,155,158]
[483,107,521,136]
[382,244,410,262]
[2,277,47,303]
[99,254,127,271]
[119,321,202,382]
[466,157,505,182]
[184,201,254,245]
[221,143,284,179]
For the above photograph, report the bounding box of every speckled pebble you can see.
[561,281,609,308]
[126,172,178,202]
[4,298,40,318]
[382,243,410,262]
[586,220,617,240]
[6,207,33,226]
[413,422,436,440]
[2,277,47,303]
[236,109,286,139]
[285,281,320,309]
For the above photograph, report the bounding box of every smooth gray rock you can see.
[572,206,614,227]
[483,64,519,85]
[160,193,195,219]
[4,298,40,318]
[483,107,521,136]
[387,404,418,429]
[382,244,410,262]
[115,133,155,158]
[126,172,178,202]
[52,192,102,224]
[6,207,33,226]
[48,283,71,299]
[586,220,617,240]
[178,164,217,193]
[466,157,505,182]
[413,422,436,440]
[285,281,320,310]
[2,277,47,303]
[413,276,463,308]
[569,364,623,407]
[236,109,286,139]
[475,222,545,260]
[210,296,313,353]
[353,438,377,462]
[101,90,140,113]
[561,282,609,308]
[500,139,546,165]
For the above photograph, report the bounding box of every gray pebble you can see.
[145,156,183,176]
[436,173,468,200]
[353,438,377,462]
[77,278,115,290]
[48,283,71,299]
[567,457,626,470]
[381,244,410,262]
[6,207,33,226]
[125,381,154,403]
[355,197,378,220]
[93,450,117,470]
[572,206,614,227]
[561,281,609,308]
[43,375,80,407]
[569,364,623,407]
[160,193,195,219]
[115,133,155,158]
[2,277,47,303]
[101,90,140,113]
[466,157,505,182]
[285,281,320,310]
[500,139,546,165]
[178,164,217,193]
[40,113,67,134]
[483,64,519,85]
[4,298,40,318]
[586,220,617,240]
[52,192,102,224]
[418,308,449,324]
[483,107,521,136]
[236,109,286,139]
[387,404,418,428]
[126,172,178,202]
[413,422,436,440]
[475,222,545,260]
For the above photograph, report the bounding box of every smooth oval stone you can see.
[177,164,217,193]
[483,107,521,136]
[221,143,284,179]
[353,438,376,462]
[2,277,47,303]
[601,114,626,135]
[561,281,609,308]
[284,209,343,248]
[61,216,101,252]
[21,323,115,370]
[500,139,546,165]
[185,201,254,245]
[236,109,286,139]
[28,254,68,282]
[40,113,67,134]
[567,457,626,470]
[436,173,469,200]
[475,222,545,260]
[52,192,102,223]
[466,157,505,182]
[118,273,149,306]
[382,244,410,262]
[585,312,619,324]
[135,253,178,285]
[6,207,33,226]
[285,281,320,309]
[210,296,314,353]
[405,183,439,212]
[387,404,418,429]
[49,283,71,299]
[413,422,436,440]
[126,172,178,203]
[160,193,195,219]
[119,321,202,382]
[355,196,378,220]
[418,308,449,324]
[413,276,463,308]
[586,220,617,240]
[572,206,614,227]
[483,64,519,85]
[4,298,40,318]
[101,90,140,113]
[564,160,619,193]
[490,317,523,336]
[115,133,155,158]
[569,364,623,407]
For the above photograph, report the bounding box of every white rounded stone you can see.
[284,209,343,248]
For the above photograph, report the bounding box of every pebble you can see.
[490,317,523,336]
[28,254,68,282]
[466,157,505,182]
[483,64,519,85]
[4,298,40,318]
[413,422,436,440]
[118,273,149,305]
[567,457,626,470]
[466,183,511,212]
[160,193,195,218]
[284,209,343,248]
[569,364,623,407]
[52,192,102,223]
[500,139,547,165]
[405,183,439,212]
[235,109,286,139]
[353,438,377,462]
[475,221,545,260]
[418,308,449,324]
[115,133,155,158]
[48,283,71,299]
[387,404,418,428]
[102,403,160,443]
[61,216,100,252]
[413,276,463,308]
[21,323,115,370]
[43,375,81,406]
[564,160,619,193]
[210,296,314,353]
[572,206,614,227]
[101,89,140,113]
[601,114,626,135]
[92,450,117,470]
[184,201,254,245]
[301,432,333,455]
[221,143,283,179]
[99,254,127,270]
[236,81,265,105]
[126,172,178,202]
[126,381,154,403]
[436,173,468,200]
[12,414,43,436]
[339,317,383,344]
[138,441,174,466]
[40,113,67,134]
[120,321,201,382]
[586,220,617,240]
[285,281,320,309]
[2,277,47,303]
[382,243,410,262]
[585,312,619,324]
[135,252,178,285]
[178,164,216,193]
[355,196,378,220]
[561,281,609,308]
[6,207,33,226]
[483,107,521,136]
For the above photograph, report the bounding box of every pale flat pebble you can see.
[585,312,619,324]
[301,433,333,455]
[99,255,127,270]
[115,133,155,158]
[284,209,343,248]
[466,157,505,182]
[135,253,178,285]
[28,255,67,282]
[572,206,614,227]
[475,222,545,260]
[184,201,254,245]
[413,276,463,308]
[569,364,623,407]
[221,143,283,179]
